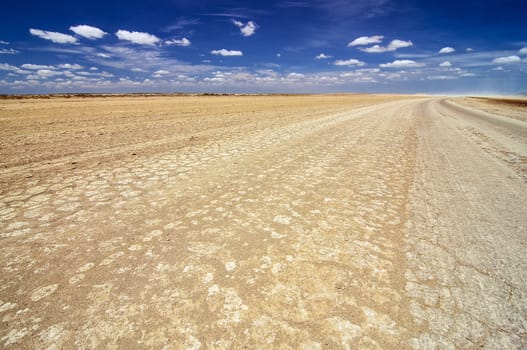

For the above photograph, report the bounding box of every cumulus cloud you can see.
[439,61,452,67]
[287,72,305,79]
[29,28,78,44]
[21,64,54,70]
[359,39,413,53]
[165,38,191,46]
[37,69,62,77]
[211,49,243,56]
[232,20,258,37]
[518,47,527,55]
[358,68,380,73]
[379,60,424,68]
[388,40,413,50]
[315,53,332,59]
[58,63,83,70]
[347,35,383,47]
[152,69,170,78]
[359,45,385,53]
[492,55,521,64]
[334,59,365,66]
[439,47,455,54]
[69,25,107,39]
[115,30,160,45]
[339,68,380,83]
[0,63,19,71]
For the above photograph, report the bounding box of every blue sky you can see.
[1,0,526,94]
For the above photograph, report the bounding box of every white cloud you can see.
[358,68,380,73]
[115,30,160,46]
[466,48,474,52]
[21,64,54,70]
[0,40,9,45]
[96,53,111,58]
[387,39,413,51]
[37,69,62,77]
[89,67,98,71]
[439,47,455,54]
[359,39,413,53]
[0,64,29,75]
[427,75,458,80]
[518,47,527,55]
[0,63,18,71]
[165,37,191,46]
[69,25,107,39]
[276,53,281,58]
[211,49,243,56]
[58,63,83,70]
[91,44,214,76]
[339,68,380,83]
[339,71,378,83]
[439,61,452,67]
[379,60,424,68]
[287,72,305,79]
[152,69,170,78]
[359,45,386,53]
[334,59,365,66]
[315,53,332,59]
[492,55,521,64]
[29,28,78,44]
[347,35,383,47]
[0,48,18,55]
[232,20,258,37]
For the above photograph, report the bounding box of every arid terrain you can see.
[0,94,526,349]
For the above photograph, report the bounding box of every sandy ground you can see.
[0,95,525,348]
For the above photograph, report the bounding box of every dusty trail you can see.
[406,99,527,348]
[0,95,525,348]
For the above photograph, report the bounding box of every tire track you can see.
[406,99,527,349]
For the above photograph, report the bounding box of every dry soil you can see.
[0,94,525,349]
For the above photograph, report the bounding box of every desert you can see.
[0,94,526,348]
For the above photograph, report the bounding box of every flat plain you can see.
[0,94,526,348]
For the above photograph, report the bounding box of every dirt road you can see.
[0,95,525,348]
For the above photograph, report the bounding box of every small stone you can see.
[225,261,236,272]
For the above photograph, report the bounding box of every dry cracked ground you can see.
[0,94,526,349]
